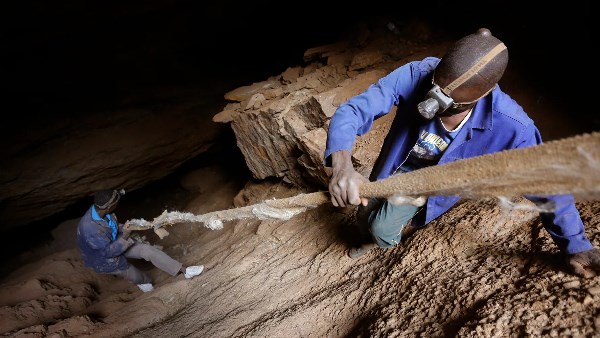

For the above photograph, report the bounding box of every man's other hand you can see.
[566,248,600,278]
[122,221,132,239]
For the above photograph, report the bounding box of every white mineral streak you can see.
[207,216,224,229]
[251,203,307,220]
[129,132,600,232]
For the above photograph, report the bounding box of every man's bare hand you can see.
[122,221,132,239]
[329,150,369,207]
[566,248,600,278]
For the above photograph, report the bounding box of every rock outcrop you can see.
[213,21,448,189]
[1,96,224,230]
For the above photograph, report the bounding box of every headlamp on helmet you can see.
[417,84,454,119]
[95,189,126,209]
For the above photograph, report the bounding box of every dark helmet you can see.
[94,189,126,210]
[435,28,509,103]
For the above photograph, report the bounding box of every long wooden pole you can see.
[128,132,600,237]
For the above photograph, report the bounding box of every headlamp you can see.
[96,189,126,209]
[417,84,454,119]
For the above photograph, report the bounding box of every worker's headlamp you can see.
[417,81,494,119]
[417,83,454,119]
[95,189,126,209]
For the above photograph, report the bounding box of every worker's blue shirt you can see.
[77,206,131,273]
[91,205,118,240]
[324,56,592,254]
[397,114,468,173]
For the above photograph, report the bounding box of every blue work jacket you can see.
[76,206,133,273]
[325,57,592,254]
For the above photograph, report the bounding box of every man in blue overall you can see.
[324,28,600,278]
[77,189,204,292]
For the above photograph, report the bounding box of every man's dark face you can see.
[437,102,476,117]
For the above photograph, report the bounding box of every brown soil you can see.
[2,143,599,338]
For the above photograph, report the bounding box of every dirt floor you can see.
[1,164,599,337]
[1,119,600,338]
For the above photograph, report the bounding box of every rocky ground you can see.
[1,172,599,337]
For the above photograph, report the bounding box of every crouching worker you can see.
[325,28,600,278]
[77,189,204,292]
